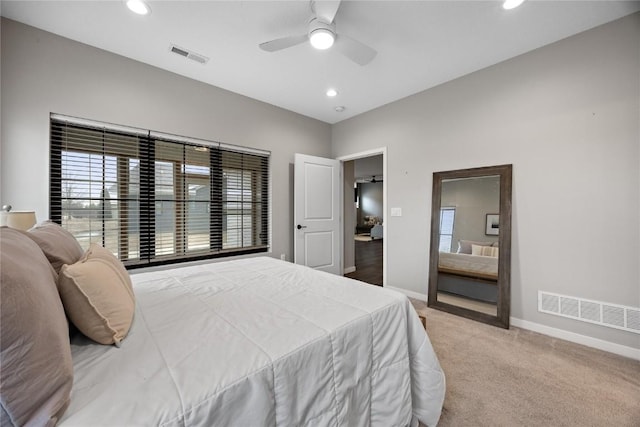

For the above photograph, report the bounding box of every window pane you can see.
[127,200,140,259]
[439,208,455,253]
[187,201,209,251]
[156,201,175,255]
[440,209,455,234]
[224,226,241,249]
[155,161,174,198]
[439,235,452,253]
[183,164,209,175]
[129,159,140,198]
[62,200,97,251]
[103,201,120,256]
[60,148,138,259]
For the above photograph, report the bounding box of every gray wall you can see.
[332,14,640,349]
[358,182,384,224]
[343,161,355,271]
[0,18,331,263]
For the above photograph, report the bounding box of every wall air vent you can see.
[560,296,579,317]
[540,293,559,313]
[538,291,640,335]
[627,309,640,331]
[169,44,209,65]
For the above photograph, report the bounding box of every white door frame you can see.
[336,147,387,287]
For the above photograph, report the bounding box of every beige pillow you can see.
[471,244,484,256]
[25,220,84,274]
[483,246,499,258]
[472,244,499,258]
[0,227,73,425]
[458,239,492,254]
[58,243,135,346]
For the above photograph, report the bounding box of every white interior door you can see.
[294,153,341,274]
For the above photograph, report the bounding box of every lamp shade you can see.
[0,211,37,231]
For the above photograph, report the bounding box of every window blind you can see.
[50,115,269,268]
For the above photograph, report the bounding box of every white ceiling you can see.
[2,1,638,124]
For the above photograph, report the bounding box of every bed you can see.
[438,251,498,281]
[437,252,498,303]
[1,224,445,427]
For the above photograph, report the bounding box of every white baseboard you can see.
[385,285,427,301]
[383,285,640,361]
[511,317,640,361]
[343,266,356,274]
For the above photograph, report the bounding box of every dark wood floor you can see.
[345,238,383,286]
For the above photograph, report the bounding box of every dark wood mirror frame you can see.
[427,164,512,328]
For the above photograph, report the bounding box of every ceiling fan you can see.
[357,175,383,184]
[258,0,377,66]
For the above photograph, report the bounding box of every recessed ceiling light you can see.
[335,106,345,113]
[126,0,151,15]
[326,89,338,97]
[503,0,525,10]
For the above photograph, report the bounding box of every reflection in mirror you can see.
[428,165,512,328]
[437,176,500,316]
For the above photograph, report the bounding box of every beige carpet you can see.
[410,299,640,427]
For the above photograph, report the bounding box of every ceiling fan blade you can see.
[259,34,308,52]
[311,0,341,23]
[334,34,377,66]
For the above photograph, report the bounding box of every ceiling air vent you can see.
[169,44,209,65]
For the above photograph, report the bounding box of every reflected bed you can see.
[437,252,498,281]
[437,252,498,303]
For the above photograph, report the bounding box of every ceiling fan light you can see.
[126,0,151,15]
[503,0,525,10]
[310,28,335,50]
[326,88,338,97]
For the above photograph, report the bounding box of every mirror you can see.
[427,165,512,328]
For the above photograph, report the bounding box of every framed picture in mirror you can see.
[485,214,499,236]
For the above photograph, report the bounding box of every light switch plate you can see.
[391,207,402,217]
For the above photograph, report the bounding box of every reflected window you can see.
[439,207,455,252]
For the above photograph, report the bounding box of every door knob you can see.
[297,224,307,230]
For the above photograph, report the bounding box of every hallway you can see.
[344,239,383,286]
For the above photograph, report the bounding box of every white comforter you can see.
[61,257,445,426]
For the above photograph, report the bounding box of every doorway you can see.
[338,150,386,286]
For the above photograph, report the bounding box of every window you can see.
[439,207,455,252]
[50,115,269,268]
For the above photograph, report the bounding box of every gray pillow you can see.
[457,239,493,254]
[0,227,73,426]
[25,220,84,274]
